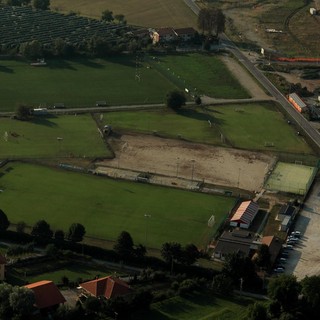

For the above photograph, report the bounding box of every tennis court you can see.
[265,162,317,195]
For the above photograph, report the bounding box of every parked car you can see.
[291,231,301,238]
[286,240,296,245]
[284,244,294,250]
[279,257,287,262]
[274,267,285,273]
[288,237,299,242]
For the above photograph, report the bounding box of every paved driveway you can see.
[285,179,320,280]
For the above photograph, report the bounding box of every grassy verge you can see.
[0,162,236,249]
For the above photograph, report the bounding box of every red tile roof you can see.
[25,280,66,309]
[156,27,176,36]
[80,276,131,299]
[230,200,259,225]
[174,27,196,35]
[0,254,6,264]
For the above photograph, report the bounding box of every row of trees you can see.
[4,0,50,10]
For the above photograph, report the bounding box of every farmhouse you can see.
[288,93,308,113]
[0,253,6,280]
[174,27,196,41]
[80,276,131,300]
[229,200,259,229]
[25,280,66,311]
[213,229,260,260]
[151,27,177,44]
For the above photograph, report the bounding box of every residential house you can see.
[150,27,177,44]
[174,27,196,41]
[80,276,131,300]
[213,229,261,260]
[261,235,283,266]
[25,280,66,312]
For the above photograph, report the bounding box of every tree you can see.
[16,105,32,120]
[247,302,268,320]
[87,36,110,57]
[114,14,126,24]
[161,242,182,264]
[253,244,271,269]
[54,229,65,240]
[0,283,14,319]
[67,223,85,242]
[31,219,53,238]
[16,221,26,233]
[180,244,200,265]
[19,40,42,59]
[0,209,10,232]
[134,244,147,259]
[53,38,74,57]
[33,0,50,10]
[212,274,234,296]
[45,244,59,257]
[300,275,320,317]
[114,231,134,259]
[268,274,300,313]
[101,10,114,22]
[166,90,186,110]
[197,8,225,36]
[9,286,35,317]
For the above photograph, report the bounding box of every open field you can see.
[103,102,313,153]
[0,115,110,159]
[0,163,236,249]
[148,54,250,99]
[51,0,197,29]
[103,134,276,192]
[223,0,320,57]
[141,292,252,320]
[0,57,175,111]
[265,162,317,195]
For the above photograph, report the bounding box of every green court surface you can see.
[265,162,317,195]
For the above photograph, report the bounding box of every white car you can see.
[274,267,285,273]
[291,231,301,237]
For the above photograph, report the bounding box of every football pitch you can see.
[0,163,236,249]
[0,115,110,158]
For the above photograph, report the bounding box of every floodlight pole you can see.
[191,160,195,181]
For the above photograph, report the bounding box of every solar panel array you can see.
[0,6,129,48]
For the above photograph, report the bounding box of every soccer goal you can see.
[208,215,215,227]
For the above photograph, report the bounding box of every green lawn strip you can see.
[145,292,252,320]
[0,115,110,158]
[149,53,250,99]
[0,163,236,249]
[105,109,221,144]
[0,57,175,110]
[207,103,313,153]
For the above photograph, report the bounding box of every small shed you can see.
[280,215,291,231]
[230,200,259,229]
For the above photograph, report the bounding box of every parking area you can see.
[282,179,320,279]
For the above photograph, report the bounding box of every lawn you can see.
[0,57,175,111]
[0,163,236,249]
[141,292,252,320]
[51,0,197,29]
[103,102,313,153]
[0,115,110,158]
[149,54,250,99]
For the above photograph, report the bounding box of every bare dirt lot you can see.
[98,134,276,192]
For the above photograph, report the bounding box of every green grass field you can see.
[103,102,313,153]
[51,0,197,29]
[265,162,317,195]
[0,58,176,111]
[0,115,110,158]
[0,163,236,249]
[141,292,251,320]
[149,54,250,99]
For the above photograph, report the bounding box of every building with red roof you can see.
[25,280,66,311]
[80,276,131,300]
[0,253,6,280]
[230,200,259,229]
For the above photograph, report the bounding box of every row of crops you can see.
[0,6,131,48]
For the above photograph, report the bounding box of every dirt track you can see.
[98,134,276,192]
